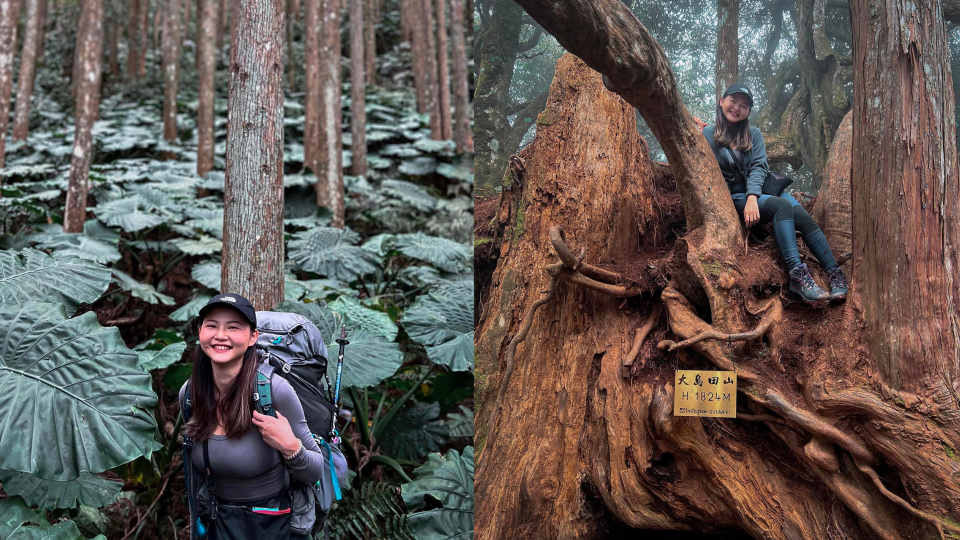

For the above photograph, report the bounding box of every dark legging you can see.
[732,193,838,271]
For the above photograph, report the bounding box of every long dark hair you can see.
[182,343,259,441]
[713,102,753,151]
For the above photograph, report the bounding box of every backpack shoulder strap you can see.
[255,361,276,418]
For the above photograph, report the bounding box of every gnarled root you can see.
[622,301,662,370]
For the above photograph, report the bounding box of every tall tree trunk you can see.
[409,0,426,113]
[12,0,41,141]
[0,0,23,170]
[421,0,441,138]
[35,0,46,64]
[139,0,149,76]
[161,0,181,141]
[434,0,451,139]
[449,0,471,152]
[63,0,103,233]
[315,0,343,227]
[348,0,366,176]
[363,0,375,85]
[217,0,227,53]
[286,0,295,91]
[110,17,122,77]
[850,0,960,412]
[715,0,738,101]
[196,0,217,175]
[126,0,139,78]
[399,0,413,47]
[221,0,286,310]
[303,0,319,172]
[474,1,960,539]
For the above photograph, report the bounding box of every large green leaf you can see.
[380,180,437,212]
[0,302,161,481]
[184,208,224,239]
[394,233,471,273]
[9,520,83,540]
[275,301,402,389]
[288,228,379,281]
[445,406,474,438]
[0,250,111,316]
[93,196,165,233]
[138,342,187,371]
[402,281,473,371]
[0,498,44,539]
[378,402,449,461]
[111,270,175,305]
[328,296,398,341]
[401,447,474,540]
[0,470,123,510]
[170,292,214,322]
[172,235,222,255]
[191,261,221,289]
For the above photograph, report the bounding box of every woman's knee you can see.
[792,206,819,235]
[761,197,793,222]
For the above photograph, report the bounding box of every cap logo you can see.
[222,296,237,303]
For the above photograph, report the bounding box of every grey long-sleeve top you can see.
[702,125,769,198]
[179,373,325,502]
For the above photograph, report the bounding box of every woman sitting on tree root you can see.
[694,83,848,303]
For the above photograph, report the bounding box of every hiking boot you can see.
[826,266,848,301]
[788,264,830,303]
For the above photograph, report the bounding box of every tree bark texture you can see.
[303,0,320,172]
[363,0,375,84]
[107,16,120,77]
[221,0,286,310]
[126,0,140,78]
[34,0,46,66]
[475,2,960,538]
[348,0,366,176]
[715,0,738,101]
[420,0,441,138]
[162,0,181,141]
[12,0,42,141]
[286,0,295,90]
[409,0,427,113]
[0,0,22,169]
[810,110,852,274]
[434,0,451,139]
[400,0,413,48]
[217,0,228,52]
[63,0,103,233]
[449,0,471,152]
[473,0,521,189]
[197,0,218,176]
[139,0,149,76]
[315,0,343,227]
[850,0,960,402]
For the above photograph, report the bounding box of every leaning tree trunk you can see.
[449,0,471,153]
[196,0,217,176]
[63,0,103,233]
[348,0,366,176]
[12,0,42,141]
[0,0,24,170]
[475,0,960,538]
[715,0,738,101]
[420,0,441,138]
[221,0,286,310]
[161,0,181,142]
[363,0,375,85]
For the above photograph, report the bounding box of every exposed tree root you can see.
[622,302,661,369]
[854,459,960,539]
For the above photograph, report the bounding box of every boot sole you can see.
[789,286,830,305]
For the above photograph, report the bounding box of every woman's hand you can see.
[252,410,301,456]
[693,116,707,131]
[744,196,760,227]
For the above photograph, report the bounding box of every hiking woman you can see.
[179,293,331,540]
[693,83,848,303]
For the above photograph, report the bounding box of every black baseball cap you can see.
[198,293,257,327]
[722,83,754,107]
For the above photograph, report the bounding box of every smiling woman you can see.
[179,293,331,540]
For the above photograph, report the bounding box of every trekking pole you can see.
[330,324,348,443]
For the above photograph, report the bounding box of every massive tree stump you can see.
[475,55,960,540]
